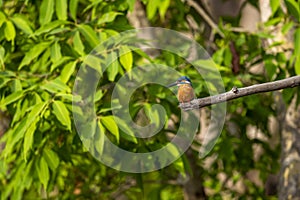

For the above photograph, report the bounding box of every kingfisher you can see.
[168,76,195,103]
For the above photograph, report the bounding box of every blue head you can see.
[167,76,192,87]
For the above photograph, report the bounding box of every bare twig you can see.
[180,76,300,110]
[186,0,225,38]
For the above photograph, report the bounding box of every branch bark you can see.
[180,75,300,110]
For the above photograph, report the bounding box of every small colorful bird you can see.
[168,76,195,103]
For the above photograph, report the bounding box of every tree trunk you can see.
[279,95,300,199]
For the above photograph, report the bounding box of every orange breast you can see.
[177,84,195,103]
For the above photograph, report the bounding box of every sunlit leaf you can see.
[95,119,105,155]
[3,102,47,158]
[41,78,71,93]
[100,115,119,143]
[56,93,82,102]
[83,54,103,74]
[282,21,294,34]
[39,0,54,25]
[295,56,300,75]
[12,79,22,92]
[23,120,37,161]
[27,101,48,125]
[11,15,33,35]
[119,46,133,72]
[19,42,51,69]
[73,31,85,56]
[50,56,72,72]
[69,0,78,21]
[77,24,99,47]
[1,91,24,107]
[0,11,6,27]
[50,41,62,63]
[270,0,280,15]
[294,28,300,55]
[43,148,60,171]
[114,116,138,144]
[34,20,68,36]
[98,12,122,24]
[60,60,77,83]
[285,0,300,22]
[106,51,119,81]
[0,45,4,68]
[4,20,16,41]
[52,100,71,130]
[126,0,136,11]
[55,0,67,20]
[146,0,159,20]
[35,156,49,190]
[158,0,170,20]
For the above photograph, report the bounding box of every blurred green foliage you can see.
[0,0,299,199]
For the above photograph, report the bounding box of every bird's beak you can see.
[167,81,177,88]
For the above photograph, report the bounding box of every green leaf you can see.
[11,15,33,35]
[35,156,49,190]
[166,143,181,159]
[285,0,300,22]
[270,0,280,14]
[43,148,59,171]
[94,90,104,102]
[52,100,71,130]
[83,54,103,74]
[69,0,78,21]
[41,78,71,93]
[119,46,133,72]
[264,58,276,79]
[1,91,24,107]
[55,0,67,20]
[106,52,119,81]
[158,0,170,20]
[98,12,122,24]
[22,160,34,189]
[0,45,5,68]
[282,88,295,103]
[100,115,119,143]
[144,103,161,128]
[19,42,51,69]
[4,20,16,41]
[39,0,54,25]
[95,119,105,155]
[56,93,82,102]
[294,27,300,55]
[77,24,99,48]
[27,101,48,125]
[60,60,77,83]
[282,21,294,34]
[23,120,37,161]
[50,41,62,63]
[114,116,138,144]
[146,0,159,20]
[34,20,68,36]
[0,11,6,27]
[12,79,22,92]
[295,56,300,75]
[3,102,47,158]
[73,31,85,56]
[50,56,72,72]
[126,0,136,12]
[80,119,97,139]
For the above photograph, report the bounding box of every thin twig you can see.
[186,0,225,38]
[180,76,300,110]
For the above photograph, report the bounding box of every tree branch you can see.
[180,76,300,110]
[186,0,225,38]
